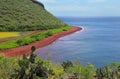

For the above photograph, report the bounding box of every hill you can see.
[0,0,66,31]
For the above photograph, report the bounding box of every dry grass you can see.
[0,32,20,39]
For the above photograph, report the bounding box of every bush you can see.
[62,29,67,31]
[61,60,73,71]
[45,31,53,37]
[10,46,49,79]
[16,39,24,46]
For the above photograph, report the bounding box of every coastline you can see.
[0,26,82,57]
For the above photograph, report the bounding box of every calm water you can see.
[36,17,120,67]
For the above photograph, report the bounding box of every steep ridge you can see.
[0,0,66,31]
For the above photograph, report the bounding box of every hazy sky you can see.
[38,0,120,17]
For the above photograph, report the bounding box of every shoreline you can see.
[0,26,82,57]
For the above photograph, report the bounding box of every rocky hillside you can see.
[0,0,66,31]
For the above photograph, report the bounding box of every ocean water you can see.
[36,17,120,67]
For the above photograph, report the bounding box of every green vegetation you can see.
[0,26,71,49]
[96,63,120,79]
[0,0,66,31]
[1,46,120,79]
[0,46,65,79]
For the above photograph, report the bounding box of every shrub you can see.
[62,29,67,31]
[10,46,49,79]
[61,60,73,71]
[45,31,53,37]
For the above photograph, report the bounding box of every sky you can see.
[38,0,120,17]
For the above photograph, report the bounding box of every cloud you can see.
[37,0,120,16]
[47,5,96,12]
[37,0,56,3]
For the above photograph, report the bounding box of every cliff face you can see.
[0,0,66,31]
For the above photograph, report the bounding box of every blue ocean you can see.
[36,17,120,67]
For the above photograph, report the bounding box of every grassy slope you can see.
[0,0,66,31]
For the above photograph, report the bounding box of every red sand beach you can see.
[0,26,82,57]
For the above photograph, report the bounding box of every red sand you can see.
[0,26,82,57]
